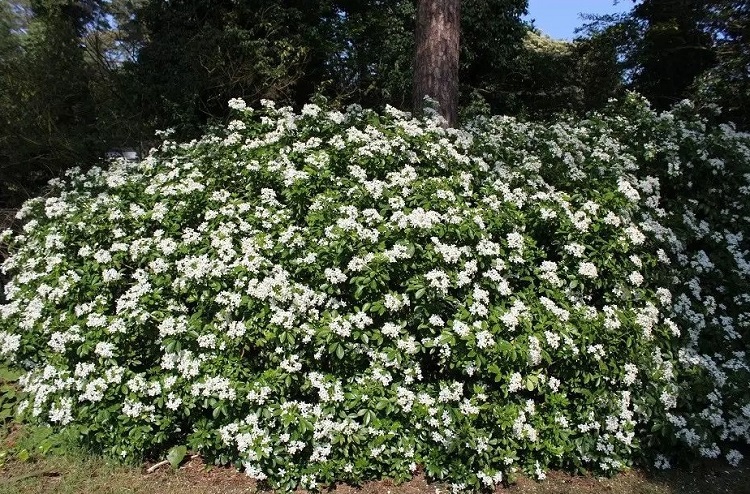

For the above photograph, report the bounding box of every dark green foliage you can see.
[132,0,340,139]
[580,0,750,127]
[321,0,416,110]
[694,0,750,128]
[0,366,23,425]
[629,0,716,110]
[0,1,103,206]
[479,28,623,120]
[131,0,531,132]
[459,0,530,113]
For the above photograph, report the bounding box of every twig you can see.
[7,471,61,482]
[145,459,170,473]
[145,454,199,473]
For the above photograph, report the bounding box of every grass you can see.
[2,422,750,494]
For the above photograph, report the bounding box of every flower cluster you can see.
[1,95,749,491]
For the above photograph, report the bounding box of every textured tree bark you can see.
[413,0,460,127]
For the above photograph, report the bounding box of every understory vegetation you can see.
[1,95,749,491]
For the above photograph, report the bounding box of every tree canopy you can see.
[1,0,748,205]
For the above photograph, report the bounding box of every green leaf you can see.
[16,449,30,462]
[167,445,188,469]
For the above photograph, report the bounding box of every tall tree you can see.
[694,0,750,127]
[413,0,460,126]
[494,30,622,118]
[580,0,716,111]
[324,0,527,117]
[322,0,416,110]
[0,0,104,206]
[630,0,715,110]
[132,0,337,138]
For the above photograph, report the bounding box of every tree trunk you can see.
[413,0,460,127]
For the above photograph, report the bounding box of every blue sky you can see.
[524,0,635,40]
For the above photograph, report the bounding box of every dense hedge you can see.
[1,95,749,491]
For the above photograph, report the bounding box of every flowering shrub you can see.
[1,95,749,491]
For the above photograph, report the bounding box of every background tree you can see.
[629,0,715,110]
[693,0,750,127]
[413,0,460,126]
[0,0,103,205]
[14,0,750,207]
[459,0,529,114]
[131,0,338,139]
[493,31,620,118]
[321,0,416,111]
[323,0,528,118]
[580,0,750,128]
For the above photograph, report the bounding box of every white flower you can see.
[623,363,638,385]
[624,225,646,245]
[452,320,470,338]
[500,301,528,331]
[587,344,605,361]
[382,322,400,338]
[618,179,641,202]
[506,231,524,250]
[226,321,246,338]
[397,336,419,355]
[228,98,247,110]
[528,336,542,366]
[384,293,409,311]
[425,269,450,293]
[578,262,598,278]
[80,378,108,402]
[0,331,21,356]
[548,377,560,392]
[324,267,347,284]
[93,249,112,264]
[165,393,183,411]
[654,454,671,470]
[197,334,217,349]
[87,313,108,328]
[656,287,672,306]
[102,268,121,283]
[475,330,495,349]
[431,237,464,264]
[280,355,303,373]
[544,330,561,349]
[564,243,585,257]
[628,271,644,286]
[429,315,445,327]
[48,397,73,425]
[660,391,677,410]
[94,341,115,358]
[603,212,622,226]
[726,449,744,467]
